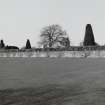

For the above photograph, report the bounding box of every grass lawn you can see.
[0,58,105,105]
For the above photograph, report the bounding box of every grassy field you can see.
[0,58,105,105]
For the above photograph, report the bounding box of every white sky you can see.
[0,0,104,47]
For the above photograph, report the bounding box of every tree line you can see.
[0,24,98,50]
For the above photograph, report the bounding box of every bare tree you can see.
[39,24,70,49]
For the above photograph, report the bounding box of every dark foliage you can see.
[0,40,5,48]
[59,37,70,49]
[26,39,31,49]
[83,24,97,46]
[5,46,19,50]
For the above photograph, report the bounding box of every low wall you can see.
[0,50,105,58]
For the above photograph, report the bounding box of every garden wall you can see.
[0,50,105,58]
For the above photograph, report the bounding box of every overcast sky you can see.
[0,0,104,47]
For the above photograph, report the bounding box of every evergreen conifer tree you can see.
[83,24,96,46]
[0,40,5,48]
[26,39,31,49]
